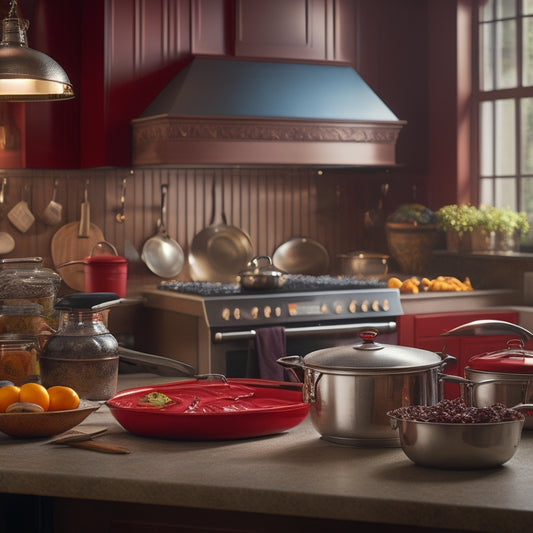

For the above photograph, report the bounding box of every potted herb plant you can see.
[490,207,530,251]
[435,204,479,252]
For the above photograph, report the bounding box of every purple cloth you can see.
[254,326,287,381]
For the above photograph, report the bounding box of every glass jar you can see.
[40,294,120,400]
[0,336,40,386]
[0,257,61,324]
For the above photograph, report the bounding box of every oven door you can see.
[211,320,397,378]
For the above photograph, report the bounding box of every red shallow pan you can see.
[106,378,309,440]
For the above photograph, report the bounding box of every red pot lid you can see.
[84,254,127,264]
[467,339,533,374]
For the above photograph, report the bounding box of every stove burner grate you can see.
[158,275,386,296]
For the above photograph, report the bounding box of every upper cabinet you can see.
[234,0,356,63]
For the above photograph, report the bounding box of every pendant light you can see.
[0,0,74,101]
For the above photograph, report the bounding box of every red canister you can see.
[83,242,128,297]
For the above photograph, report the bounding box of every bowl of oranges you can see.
[0,381,101,438]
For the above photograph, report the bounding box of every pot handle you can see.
[276,355,305,370]
[441,320,533,344]
[91,241,119,257]
[118,346,196,377]
[55,259,84,269]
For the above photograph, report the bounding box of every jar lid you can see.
[302,330,443,372]
[85,254,127,264]
[467,338,533,374]
[55,292,121,310]
[0,257,61,299]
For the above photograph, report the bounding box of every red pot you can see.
[57,241,128,297]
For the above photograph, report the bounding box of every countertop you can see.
[1,374,533,532]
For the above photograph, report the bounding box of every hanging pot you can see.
[442,319,533,428]
[277,329,455,447]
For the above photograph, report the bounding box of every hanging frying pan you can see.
[141,184,184,279]
[272,237,329,275]
[189,180,254,282]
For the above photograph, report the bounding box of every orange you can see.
[0,385,20,413]
[19,383,50,411]
[47,386,80,412]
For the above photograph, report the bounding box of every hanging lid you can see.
[302,330,444,372]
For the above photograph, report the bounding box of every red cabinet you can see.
[398,310,520,399]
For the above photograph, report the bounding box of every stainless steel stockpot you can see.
[277,330,454,447]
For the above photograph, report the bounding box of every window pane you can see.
[480,177,494,205]
[520,178,533,244]
[521,177,533,213]
[525,0,533,15]
[481,23,495,91]
[480,101,494,176]
[495,177,517,208]
[495,19,517,88]
[523,16,533,85]
[480,0,495,21]
[495,99,516,175]
[497,0,516,18]
[521,97,533,173]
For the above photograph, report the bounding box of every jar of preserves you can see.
[0,336,40,386]
[0,257,61,328]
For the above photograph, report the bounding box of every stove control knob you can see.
[321,304,328,314]
[334,303,343,314]
[251,306,259,319]
[361,300,369,312]
[264,306,272,318]
[372,300,380,312]
[383,299,390,312]
[274,306,282,317]
[348,300,357,313]
[221,308,231,321]
[233,308,241,320]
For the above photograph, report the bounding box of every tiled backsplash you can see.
[0,166,396,295]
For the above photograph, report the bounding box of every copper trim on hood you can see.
[131,57,406,167]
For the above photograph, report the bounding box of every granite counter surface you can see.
[1,374,532,532]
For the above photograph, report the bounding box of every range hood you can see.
[131,56,406,167]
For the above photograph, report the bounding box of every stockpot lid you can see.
[467,338,533,374]
[442,319,533,375]
[302,330,443,372]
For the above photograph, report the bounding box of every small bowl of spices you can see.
[388,398,528,469]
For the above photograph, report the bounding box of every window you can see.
[475,0,533,247]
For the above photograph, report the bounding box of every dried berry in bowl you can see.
[389,398,524,424]
[388,399,528,469]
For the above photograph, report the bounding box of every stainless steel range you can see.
[139,276,403,378]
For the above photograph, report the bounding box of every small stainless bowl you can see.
[388,415,525,469]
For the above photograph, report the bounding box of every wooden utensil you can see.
[49,427,131,454]
[51,187,105,291]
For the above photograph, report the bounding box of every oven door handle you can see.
[213,321,396,343]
